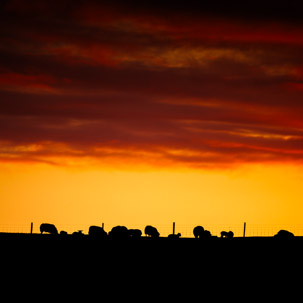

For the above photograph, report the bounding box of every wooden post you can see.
[102,222,104,230]
[243,222,246,238]
[173,222,175,235]
[30,222,33,234]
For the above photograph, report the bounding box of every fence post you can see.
[30,222,33,234]
[172,222,175,235]
[243,222,246,237]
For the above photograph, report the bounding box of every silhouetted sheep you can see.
[109,226,129,239]
[221,231,228,238]
[168,233,181,239]
[193,226,204,238]
[128,229,142,238]
[89,225,107,238]
[144,225,160,238]
[193,226,212,239]
[221,231,234,238]
[203,230,212,238]
[40,223,58,235]
[274,230,295,239]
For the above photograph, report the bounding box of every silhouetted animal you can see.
[274,230,295,239]
[193,226,204,238]
[221,231,234,238]
[89,225,107,238]
[128,229,142,238]
[203,230,212,238]
[193,226,212,239]
[144,225,160,238]
[221,231,228,238]
[168,233,181,239]
[40,223,58,235]
[109,226,129,239]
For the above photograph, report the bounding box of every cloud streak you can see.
[0,0,302,168]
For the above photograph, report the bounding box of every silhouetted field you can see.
[2,232,303,262]
[1,231,302,296]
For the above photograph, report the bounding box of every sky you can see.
[0,0,302,235]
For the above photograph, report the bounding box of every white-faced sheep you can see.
[40,223,58,235]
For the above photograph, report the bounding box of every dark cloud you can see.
[0,0,302,167]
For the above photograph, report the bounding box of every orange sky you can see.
[0,162,302,236]
[0,0,302,235]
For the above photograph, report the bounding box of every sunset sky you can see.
[0,0,302,235]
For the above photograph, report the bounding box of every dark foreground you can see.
[1,232,302,298]
[1,232,303,263]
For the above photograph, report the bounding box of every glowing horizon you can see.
[1,162,302,235]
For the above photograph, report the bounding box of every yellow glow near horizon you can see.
[0,162,302,235]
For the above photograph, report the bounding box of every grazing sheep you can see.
[128,229,142,238]
[144,225,160,238]
[193,226,213,239]
[193,226,204,238]
[40,223,58,235]
[168,233,181,239]
[274,230,295,239]
[228,231,234,238]
[109,226,129,239]
[89,225,107,238]
[221,231,228,238]
[203,230,212,238]
[221,231,234,238]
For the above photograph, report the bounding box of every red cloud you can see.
[285,82,303,91]
[0,73,57,93]
[0,0,302,168]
